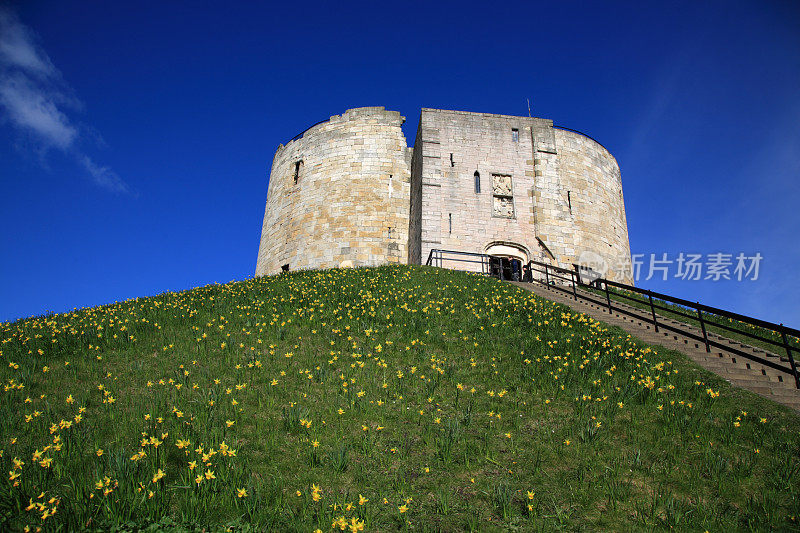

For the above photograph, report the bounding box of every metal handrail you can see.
[529,260,800,338]
[425,249,493,276]
[422,249,800,389]
[528,259,800,389]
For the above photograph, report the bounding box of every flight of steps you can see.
[511,281,800,412]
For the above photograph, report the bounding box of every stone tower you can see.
[255,107,411,276]
[256,106,632,283]
[409,109,632,282]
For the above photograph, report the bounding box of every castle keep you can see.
[256,107,633,282]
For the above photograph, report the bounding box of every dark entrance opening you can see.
[489,256,523,281]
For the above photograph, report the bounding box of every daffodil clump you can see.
[0,265,798,531]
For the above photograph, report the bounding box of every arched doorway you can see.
[484,242,529,281]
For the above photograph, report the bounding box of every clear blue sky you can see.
[1,1,799,327]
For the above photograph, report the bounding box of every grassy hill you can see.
[1,265,798,531]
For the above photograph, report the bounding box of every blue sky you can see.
[1,1,798,327]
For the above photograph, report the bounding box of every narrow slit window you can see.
[450,153,454,167]
[512,128,519,142]
[474,171,481,194]
[567,190,572,213]
[293,160,303,184]
[449,213,452,234]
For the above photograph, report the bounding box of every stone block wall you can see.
[256,106,632,284]
[255,107,411,276]
[411,109,547,270]
[407,125,424,264]
[553,128,632,282]
[410,109,632,282]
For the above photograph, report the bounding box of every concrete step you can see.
[701,367,787,384]
[699,362,773,377]
[726,380,800,398]
[711,372,782,387]
[696,357,772,372]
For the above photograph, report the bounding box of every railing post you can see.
[571,271,578,301]
[604,281,612,314]
[780,325,800,389]
[697,305,710,353]
[544,264,550,286]
[647,292,659,333]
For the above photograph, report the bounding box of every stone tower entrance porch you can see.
[485,242,529,282]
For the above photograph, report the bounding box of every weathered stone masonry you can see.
[255,107,411,276]
[256,107,632,283]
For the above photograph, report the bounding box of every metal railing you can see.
[424,249,800,389]
[529,259,800,389]
[425,249,493,275]
[425,249,527,280]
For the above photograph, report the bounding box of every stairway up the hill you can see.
[511,281,800,412]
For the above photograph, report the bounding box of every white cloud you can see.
[0,73,77,149]
[79,155,129,194]
[0,8,131,194]
[0,10,55,77]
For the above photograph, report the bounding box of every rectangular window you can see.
[492,174,514,218]
[511,128,519,142]
[474,171,481,193]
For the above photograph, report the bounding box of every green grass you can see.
[1,265,799,531]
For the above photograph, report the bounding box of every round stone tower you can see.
[552,128,631,282]
[255,107,411,276]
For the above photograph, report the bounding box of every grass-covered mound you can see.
[0,265,798,531]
